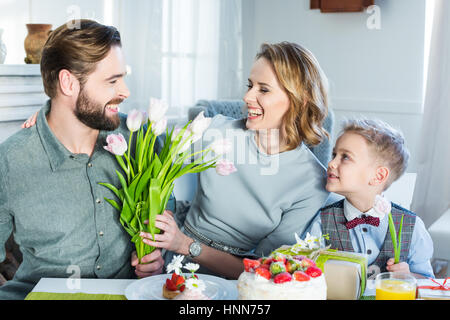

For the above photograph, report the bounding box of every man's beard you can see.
[74,88,122,131]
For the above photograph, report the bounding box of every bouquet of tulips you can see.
[100,98,235,263]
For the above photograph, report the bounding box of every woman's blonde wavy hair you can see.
[255,42,329,150]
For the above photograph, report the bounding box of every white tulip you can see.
[152,117,167,136]
[147,97,169,123]
[126,109,145,132]
[190,111,212,136]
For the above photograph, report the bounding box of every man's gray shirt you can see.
[0,101,173,299]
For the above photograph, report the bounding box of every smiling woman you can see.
[141,41,331,280]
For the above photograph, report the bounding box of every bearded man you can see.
[0,20,172,300]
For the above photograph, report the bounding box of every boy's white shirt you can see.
[343,199,383,221]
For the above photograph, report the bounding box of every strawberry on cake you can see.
[237,233,328,300]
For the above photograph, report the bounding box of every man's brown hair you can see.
[40,19,121,98]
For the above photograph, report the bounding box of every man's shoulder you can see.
[0,127,38,161]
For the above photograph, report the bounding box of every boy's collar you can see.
[343,199,384,222]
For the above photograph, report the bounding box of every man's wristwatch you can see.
[188,240,202,259]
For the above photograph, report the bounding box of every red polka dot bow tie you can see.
[345,215,380,229]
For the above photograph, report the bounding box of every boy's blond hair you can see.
[340,118,410,190]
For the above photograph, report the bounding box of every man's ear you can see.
[58,69,79,97]
[370,166,390,186]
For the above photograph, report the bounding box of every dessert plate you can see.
[125,273,238,300]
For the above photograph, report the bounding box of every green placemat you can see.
[25,292,375,301]
[25,292,127,300]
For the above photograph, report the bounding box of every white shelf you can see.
[0,64,47,122]
[0,64,41,76]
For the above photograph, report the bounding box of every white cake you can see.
[237,233,328,300]
[237,271,327,300]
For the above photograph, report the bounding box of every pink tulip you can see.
[104,133,128,156]
[210,139,232,155]
[215,159,237,176]
[373,194,391,218]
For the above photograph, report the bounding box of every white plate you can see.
[125,273,238,300]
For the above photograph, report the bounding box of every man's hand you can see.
[131,249,165,278]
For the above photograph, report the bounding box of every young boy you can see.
[306,119,434,279]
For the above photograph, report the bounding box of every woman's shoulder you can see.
[291,143,327,173]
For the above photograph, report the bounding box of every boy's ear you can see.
[370,166,390,186]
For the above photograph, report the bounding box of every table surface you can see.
[31,277,447,299]
[33,277,376,296]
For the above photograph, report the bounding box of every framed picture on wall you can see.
[311,0,375,12]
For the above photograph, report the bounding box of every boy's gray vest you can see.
[320,200,416,277]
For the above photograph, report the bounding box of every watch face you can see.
[190,241,202,257]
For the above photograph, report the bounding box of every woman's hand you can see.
[140,210,191,255]
[22,111,39,128]
[386,258,411,274]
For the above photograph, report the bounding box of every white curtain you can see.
[117,0,243,116]
[411,0,450,228]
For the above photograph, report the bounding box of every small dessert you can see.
[173,277,211,300]
[162,255,210,300]
[162,272,185,299]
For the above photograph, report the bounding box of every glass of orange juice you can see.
[375,272,417,300]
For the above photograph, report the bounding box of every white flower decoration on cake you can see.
[183,263,200,273]
[291,232,320,253]
[185,277,206,292]
[166,255,185,275]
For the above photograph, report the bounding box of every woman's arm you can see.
[140,211,245,279]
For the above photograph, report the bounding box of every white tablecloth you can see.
[32,278,446,299]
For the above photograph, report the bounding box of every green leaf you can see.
[148,179,162,238]
[152,153,163,177]
[116,170,136,211]
[396,214,404,263]
[135,162,155,201]
[161,183,174,210]
[388,213,399,264]
[127,172,142,201]
[164,161,184,185]
[159,126,176,162]
[119,217,135,237]
[120,199,134,225]
[98,182,121,200]
[104,198,121,211]
[131,233,141,243]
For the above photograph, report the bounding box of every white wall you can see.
[1,0,428,174]
[0,0,109,142]
[0,0,107,64]
[242,0,426,172]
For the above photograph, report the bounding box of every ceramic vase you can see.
[24,24,52,64]
[0,29,6,64]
